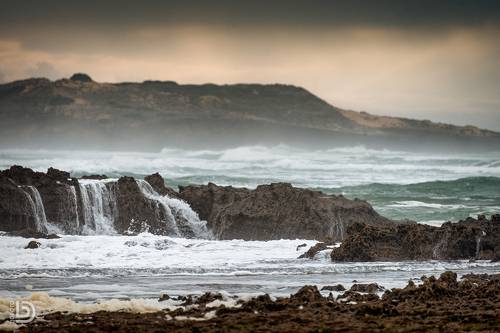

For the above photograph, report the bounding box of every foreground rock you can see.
[179,182,393,241]
[331,215,500,261]
[16,272,500,332]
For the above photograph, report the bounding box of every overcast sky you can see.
[1,0,500,130]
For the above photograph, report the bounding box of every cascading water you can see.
[79,180,118,235]
[136,180,212,239]
[21,186,48,233]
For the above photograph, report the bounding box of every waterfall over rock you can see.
[79,180,118,235]
[0,166,214,238]
[136,180,212,239]
[21,186,48,233]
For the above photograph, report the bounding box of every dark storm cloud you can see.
[1,0,500,31]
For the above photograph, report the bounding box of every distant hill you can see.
[0,73,499,152]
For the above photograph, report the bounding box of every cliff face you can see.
[1,74,499,152]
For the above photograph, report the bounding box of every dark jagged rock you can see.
[80,174,108,180]
[491,250,500,262]
[321,284,346,292]
[20,272,500,332]
[179,182,392,241]
[291,286,323,303]
[298,242,328,259]
[0,166,79,233]
[25,240,41,249]
[0,175,39,231]
[296,243,307,251]
[46,167,71,182]
[194,292,224,306]
[349,283,384,293]
[178,183,249,225]
[144,173,179,198]
[7,229,60,239]
[114,176,174,235]
[69,73,93,82]
[337,290,380,302]
[331,215,500,261]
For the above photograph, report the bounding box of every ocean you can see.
[1,145,499,308]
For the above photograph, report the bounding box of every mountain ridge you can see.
[0,74,499,152]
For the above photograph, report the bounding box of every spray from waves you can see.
[1,146,499,188]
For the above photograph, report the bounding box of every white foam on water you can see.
[0,292,179,321]
[388,201,470,209]
[1,146,499,188]
[1,234,499,276]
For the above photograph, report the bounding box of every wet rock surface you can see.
[1,166,395,240]
[80,175,108,180]
[321,284,346,292]
[18,272,500,332]
[6,229,60,239]
[114,176,170,235]
[331,215,500,261]
[0,166,77,233]
[144,172,179,198]
[298,242,329,258]
[24,240,41,249]
[0,175,39,231]
[179,182,393,241]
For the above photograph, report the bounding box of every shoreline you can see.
[2,271,499,332]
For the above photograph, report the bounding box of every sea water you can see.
[0,145,499,303]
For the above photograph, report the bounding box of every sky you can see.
[1,0,500,130]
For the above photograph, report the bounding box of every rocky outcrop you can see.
[1,166,80,233]
[25,240,41,249]
[7,229,60,239]
[80,174,108,180]
[0,175,39,231]
[331,215,500,261]
[144,172,179,198]
[1,166,399,240]
[179,182,393,241]
[0,167,210,237]
[114,176,170,234]
[298,242,329,259]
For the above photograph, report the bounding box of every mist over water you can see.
[1,145,499,224]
